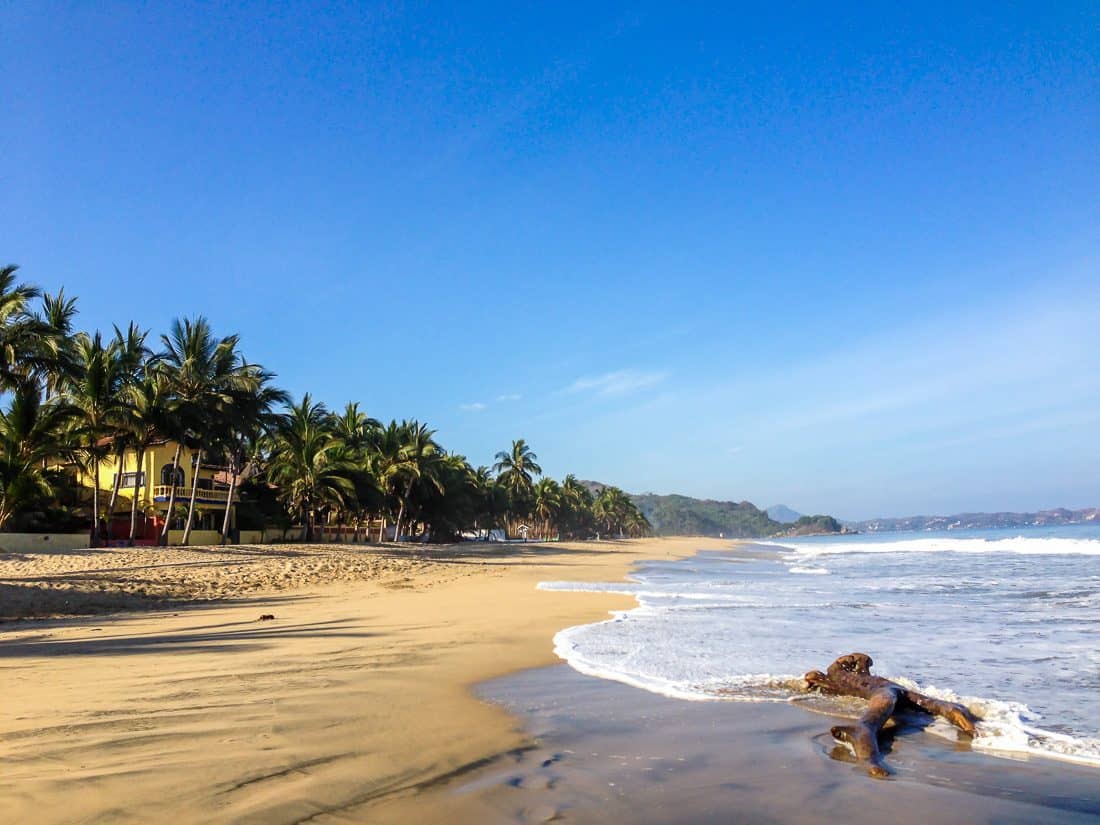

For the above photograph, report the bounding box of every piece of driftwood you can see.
[804,653,979,778]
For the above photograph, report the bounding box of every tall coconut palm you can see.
[64,332,125,546]
[532,477,563,540]
[217,366,288,544]
[120,369,177,544]
[493,439,542,495]
[390,421,442,542]
[624,508,652,538]
[267,395,354,542]
[329,402,380,457]
[493,438,542,534]
[36,288,80,400]
[469,465,505,540]
[103,323,150,529]
[594,485,631,537]
[0,381,74,529]
[413,452,480,542]
[372,420,403,541]
[560,474,595,538]
[323,403,380,542]
[156,317,255,545]
[0,264,52,391]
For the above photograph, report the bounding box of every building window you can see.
[120,472,145,489]
[160,464,184,487]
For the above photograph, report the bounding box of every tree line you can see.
[0,264,651,545]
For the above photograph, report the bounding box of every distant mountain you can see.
[766,504,802,523]
[579,482,843,538]
[851,507,1099,533]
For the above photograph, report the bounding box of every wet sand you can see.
[391,665,1100,824]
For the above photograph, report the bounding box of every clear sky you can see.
[3,3,1098,520]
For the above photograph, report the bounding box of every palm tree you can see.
[493,438,543,494]
[330,402,380,457]
[532,477,562,540]
[372,420,403,541]
[103,323,150,530]
[65,331,125,546]
[414,452,480,542]
[217,366,288,544]
[493,439,542,535]
[560,474,595,538]
[36,288,79,400]
[390,420,442,542]
[624,508,652,538]
[0,264,52,391]
[120,369,176,544]
[594,485,631,537]
[156,317,255,545]
[325,402,382,542]
[0,382,74,529]
[267,395,354,542]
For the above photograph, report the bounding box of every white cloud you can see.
[459,402,487,412]
[496,393,522,402]
[566,369,668,397]
[727,446,742,454]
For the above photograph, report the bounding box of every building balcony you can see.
[151,485,239,505]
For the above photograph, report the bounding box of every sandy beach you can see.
[1,537,712,823]
[3,537,1098,824]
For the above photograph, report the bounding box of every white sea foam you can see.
[539,538,1100,768]
[762,535,1100,557]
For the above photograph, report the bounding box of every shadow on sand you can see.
[0,611,377,658]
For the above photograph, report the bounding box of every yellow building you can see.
[75,439,239,545]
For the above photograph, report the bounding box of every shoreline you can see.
[444,665,1100,824]
[1,536,720,823]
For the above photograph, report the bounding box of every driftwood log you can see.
[804,653,980,778]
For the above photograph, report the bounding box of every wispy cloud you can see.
[566,369,668,397]
[727,446,742,454]
[496,393,522,402]
[459,402,487,412]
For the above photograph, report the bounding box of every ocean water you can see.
[540,525,1100,767]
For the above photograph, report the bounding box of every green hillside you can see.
[629,493,782,537]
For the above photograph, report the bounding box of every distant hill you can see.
[632,493,782,537]
[851,507,1099,533]
[579,482,843,538]
[766,504,802,523]
[782,515,845,536]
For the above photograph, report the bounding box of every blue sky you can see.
[3,2,1098,519]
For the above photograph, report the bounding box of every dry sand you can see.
[0,537,717,824]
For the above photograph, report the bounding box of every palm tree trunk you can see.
[220,466,238,545]
[304,506,314,542]
[394,476,416,544]
[128,448,146,545]
[377,516,386,543]
[106,445,124,530]
[159,442,183,546]
[181,448,203,545]
[90,455,101,548]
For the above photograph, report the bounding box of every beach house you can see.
[68,438,240,545]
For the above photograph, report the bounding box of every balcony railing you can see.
[151,485,238,504]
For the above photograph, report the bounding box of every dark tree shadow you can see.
[0,613,377,657]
